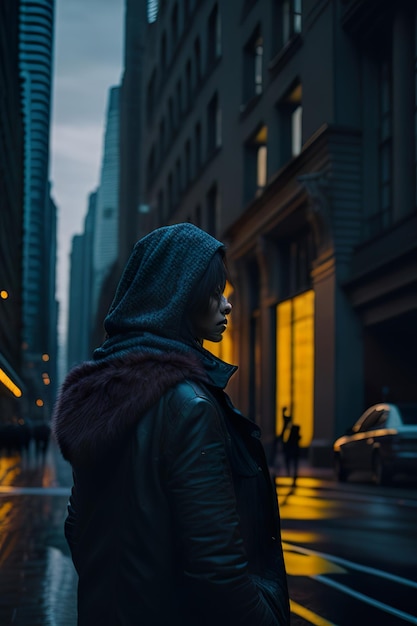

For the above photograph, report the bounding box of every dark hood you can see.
[52,351,209,466]
[96,223,224,348]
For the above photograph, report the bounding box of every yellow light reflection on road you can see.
[0,455,21,485]
[290,600,338,626]
[283,543,345,576]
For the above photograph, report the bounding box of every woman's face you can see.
[193,293,232,343]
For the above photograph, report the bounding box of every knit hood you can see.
[95,222,224,351]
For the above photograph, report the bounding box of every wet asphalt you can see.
[0,443,77,625]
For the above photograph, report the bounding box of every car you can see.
[333,403,417,485]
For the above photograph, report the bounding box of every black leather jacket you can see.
[53,354,290,626]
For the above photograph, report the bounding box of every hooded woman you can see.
[52,223,290,626]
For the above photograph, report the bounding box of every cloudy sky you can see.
[50,0,125,347]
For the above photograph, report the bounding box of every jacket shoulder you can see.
[166,379,216,414]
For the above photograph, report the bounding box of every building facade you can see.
[0,0,26,422]
[19,0,58,422]
[91,86,121,339]
[128,0,417,465]
[66,191,97,370]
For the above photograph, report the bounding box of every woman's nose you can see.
[221,296,232,314]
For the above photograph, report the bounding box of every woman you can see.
[52,223,290,626]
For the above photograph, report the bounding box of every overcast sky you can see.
[50,0,125,350]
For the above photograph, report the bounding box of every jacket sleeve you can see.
[163,387,287,626]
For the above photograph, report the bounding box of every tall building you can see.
[0,0,26,422]
[119,0,148,267]
[131,0,417,465]
[19,0,58,421]
[91,86,121,336]
[66,191,97,370]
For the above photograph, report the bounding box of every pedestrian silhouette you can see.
[283,424,301,485]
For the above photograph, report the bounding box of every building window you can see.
[146,146,156,189]
[206,183,218,236]
[244,124,268,202]
[276,290,314,447]
[168,97,175,136]
[207,3,221,68]
[168,172,173,214]
[176,79,182,124]
[157,189,165,222]
[277,82,302,165]
[175,158,182,206]
[171,3,179,49]
[243,26,263,103]
[282,0,302,45]
[195,204,202,227]
[194,37,202,85]
[146,70,157,124]
[161,31,168,71]
[185,139,191,185]
[185,59,192,110]
[207,92,221,156]
[195,122,202,171]
[372,60,392,236]
[159,118,166,158]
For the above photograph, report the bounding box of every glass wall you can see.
[276,289,314,446]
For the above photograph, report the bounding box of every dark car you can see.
[333,403,417,485]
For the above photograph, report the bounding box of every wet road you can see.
[277,473,417,625]
[1,445,417,625]
[0,444,76,625]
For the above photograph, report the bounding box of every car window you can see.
[373,410,387,428]
[359,409,380,432]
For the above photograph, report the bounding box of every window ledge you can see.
[239,93,262,120]
[268,34,303,76]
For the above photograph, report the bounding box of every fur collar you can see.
[52,351,208,466]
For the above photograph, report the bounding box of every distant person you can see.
[52,223,290,626]
[283,425,301,485]
[272,407,292,467]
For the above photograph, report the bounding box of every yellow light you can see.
[276,291,315,445]
[42,354,50,362]
[0,368,22,398]
[36,399,44,407]
[1,290,9,299]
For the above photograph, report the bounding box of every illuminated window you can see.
[243,26,263,103]
[282,0,302,45]
[244,124,268,202]
[278,82,302,165]
[276,290,314,446]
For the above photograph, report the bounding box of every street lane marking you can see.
[282,542,417,589]
[314,575,417,624]
[290,599,338,626]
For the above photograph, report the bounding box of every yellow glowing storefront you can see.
[276,290,314,447]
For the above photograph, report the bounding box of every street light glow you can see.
[0,368,22,397]
[1,290,9,299]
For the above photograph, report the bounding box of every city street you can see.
[1,445,417,625]
[278,472,417,625]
